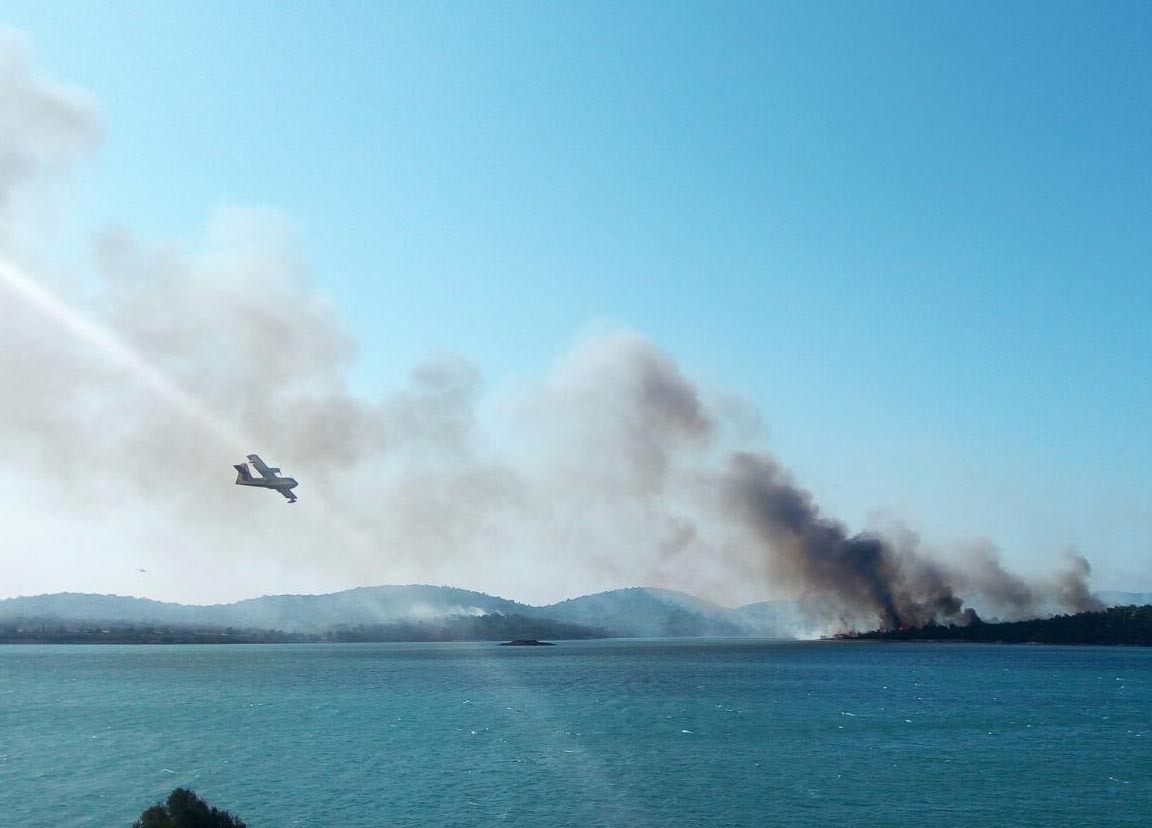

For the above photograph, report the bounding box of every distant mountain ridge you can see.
[540,587,758,638]
[2,585,1146,641]
[0,585,794,639]
[0,586,528,632]
[1097,590,1152,607]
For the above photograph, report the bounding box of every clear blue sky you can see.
[3,1,1150,587]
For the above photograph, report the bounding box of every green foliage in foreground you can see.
[134,788,245,828]
[850,605,1152,645]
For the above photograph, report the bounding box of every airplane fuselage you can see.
[237,476,297,489]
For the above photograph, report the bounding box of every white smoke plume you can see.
[0,31,1099,629]
[0,27,99,256]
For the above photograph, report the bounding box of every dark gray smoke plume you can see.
[0,29,1105,628]
[1056,552,1105,613]
[950,541,1037,615]
[722,452,964,629]
[720,452,1100,630]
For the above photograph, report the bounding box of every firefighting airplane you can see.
[233,454,299,503]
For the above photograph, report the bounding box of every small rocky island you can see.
[499,639,556,646]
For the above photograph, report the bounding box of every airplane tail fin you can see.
[234,463,253,484]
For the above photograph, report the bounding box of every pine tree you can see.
[133,788,246,828]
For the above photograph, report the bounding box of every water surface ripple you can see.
[1,640,1148,826]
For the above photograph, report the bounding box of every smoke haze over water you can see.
[0,30,1101,630]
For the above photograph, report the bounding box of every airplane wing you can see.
[246,454,277,479]
[278,488,297,503]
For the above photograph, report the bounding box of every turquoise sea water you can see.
[0,640,1148,827]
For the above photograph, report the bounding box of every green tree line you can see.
[850,604,1152,645]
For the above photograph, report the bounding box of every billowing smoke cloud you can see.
[0,31,1101,629]
[722,452,960,629]
[1055,552,1104,614]
[719,454,1099,629]
[0,27,100,254]
[0,29,97,179]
